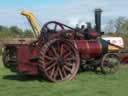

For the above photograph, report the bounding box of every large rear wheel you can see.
[39,39,80,82]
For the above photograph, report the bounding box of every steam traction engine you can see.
[2,9,120,82]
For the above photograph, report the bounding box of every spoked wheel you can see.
[101,53,120,74]
[42,21,65,32]
[41,21,66,40]
[2,48,10,68]
[39,39,80,82]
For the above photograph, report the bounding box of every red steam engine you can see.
[2,9,120,82]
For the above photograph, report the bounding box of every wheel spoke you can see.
[60,44,64,56]
[46,62,56,71]
[54,24,57,31]
[58,66,64,80]
[62,45,71,55]
[110,67,114,73]
[64,65,72,72]
[53,66,58,79]
[62,67,67,77]
[50,67,55,77]
[44,55,57,60]
[62,49,69,57]
[65,63,73,67]
[64,51,72,59]
[51,46,59,57]
[40,51,54,60]
[46,59,54,65]
[103,59,110,65]
[47,48,55,57]
[66,57,75,62]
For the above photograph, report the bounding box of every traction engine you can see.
[2,9,120,82]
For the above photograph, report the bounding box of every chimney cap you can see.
[95,8,102,12]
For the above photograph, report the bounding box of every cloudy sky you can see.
[0,0,128,30]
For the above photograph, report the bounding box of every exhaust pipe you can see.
[95,8,102,34]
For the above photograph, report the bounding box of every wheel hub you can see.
[57,57,65,65]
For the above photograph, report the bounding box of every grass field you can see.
[0,56,128,96]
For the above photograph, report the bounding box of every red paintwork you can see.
[31,47,38,57]
[16,45,38,75]
[89,31,98,39]
[74,40,101,59]
[120,54,128,64]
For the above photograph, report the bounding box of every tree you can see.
[105,20,115,33]
[104,17,127,33]
[114,17,126,33]
[0,25,11,39]
[0,25,9,32]
[9,26,23,37]
[23,29,33,38]
[121,19,128,33]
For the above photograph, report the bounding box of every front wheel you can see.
[101,53,120,74]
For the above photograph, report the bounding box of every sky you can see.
[0,0,128,30]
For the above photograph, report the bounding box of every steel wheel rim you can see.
[39,39,80,82]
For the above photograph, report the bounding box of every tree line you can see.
[0,16,128,43]
[1,16,128,39]
[0,25,33,39]
[104,16,128,47]
[105,16,128,33]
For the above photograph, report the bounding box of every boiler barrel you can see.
[75,40,108,59]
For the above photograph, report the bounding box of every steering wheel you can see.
[42,21,65,32]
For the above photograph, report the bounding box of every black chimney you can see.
[95,8,102,34]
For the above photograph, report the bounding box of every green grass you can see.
[0,56,128,96]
